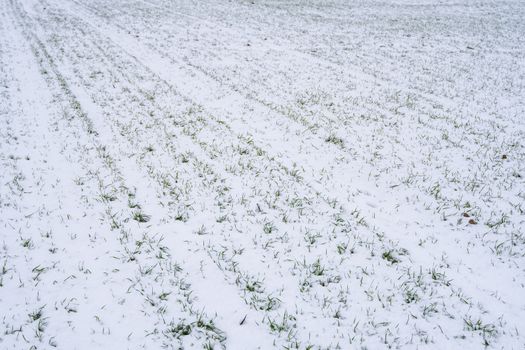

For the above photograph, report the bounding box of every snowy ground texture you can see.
[1,0,524,348]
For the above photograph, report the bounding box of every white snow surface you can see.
[1,0,524,348]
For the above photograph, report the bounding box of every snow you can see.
[1,0,524,348]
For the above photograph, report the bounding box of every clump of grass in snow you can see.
[325,133,345,147]
[382,250,400,264]
[132,210,150,223]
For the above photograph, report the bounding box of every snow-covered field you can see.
[1,0,524,348]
